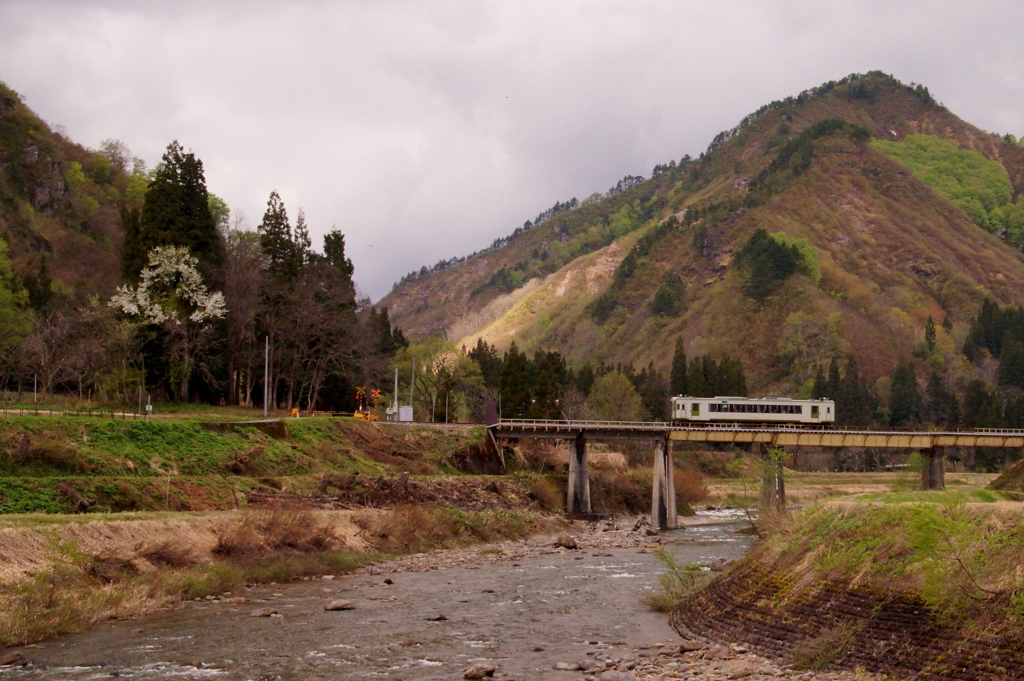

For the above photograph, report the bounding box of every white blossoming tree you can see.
[110,246,226,401]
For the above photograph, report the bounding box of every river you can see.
[2,511,758,680]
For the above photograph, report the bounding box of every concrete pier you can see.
[567,432,591,514]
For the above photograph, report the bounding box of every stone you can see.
[249,608,278,617]
[463,662,497,679]
[645,528,659,536]
[384,578,394,585]
[678,640,704,652]
[721,660,760,679]
[729,643,749,654]
[599,671,638,681]
[703,644,730,660]
[325,599,355,611]
[555,534,578,550]
[322,575,335,580]
[579,659,599,671]
[0,652,27,666]
[427,614,448,621]
[554,661,581,671]
[710,558,729,572]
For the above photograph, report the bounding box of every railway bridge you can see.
[487,419,1024,530]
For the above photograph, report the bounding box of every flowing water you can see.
[0,511,757,681]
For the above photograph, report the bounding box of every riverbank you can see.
[672,498,1024,679]
[0,511,878,681]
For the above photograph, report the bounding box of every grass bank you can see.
[0,505,560,648]
[671,495,1024,678]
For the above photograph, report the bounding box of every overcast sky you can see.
[2,1,1023,299]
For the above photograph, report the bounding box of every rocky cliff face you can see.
[1,81,131,295]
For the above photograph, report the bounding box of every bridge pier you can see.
[651,437,678,530]
[567,432,591,514]
[921,447,945,490]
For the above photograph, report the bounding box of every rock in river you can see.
[325,599,355,611]
[463,662,496,679]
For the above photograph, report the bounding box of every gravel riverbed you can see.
[0,510,878,681]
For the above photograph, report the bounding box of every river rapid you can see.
[0,511,794,680]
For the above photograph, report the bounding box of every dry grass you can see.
[352,504,557,555]
[528,477,563,512]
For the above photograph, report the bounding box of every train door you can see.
[811,404,820,420]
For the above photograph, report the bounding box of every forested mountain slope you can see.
[380,72,1024,394]
[0,81,140,297]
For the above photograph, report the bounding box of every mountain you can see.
[379,72,1024,393]
[0,81,135,297]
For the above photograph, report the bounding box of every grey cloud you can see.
[1,0,1022,298]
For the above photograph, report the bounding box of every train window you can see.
[796,405,803,414]
[691,403,700,416]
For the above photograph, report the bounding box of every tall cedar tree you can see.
[124,141,224,284]
[924,316,936,353]
[468,339,503,390]
[670,338,687,396]
[258,191,300,282]
[835,356,872,425]
[498,342,531,418]
[888,359,921,427]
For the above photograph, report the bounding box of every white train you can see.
[671,396,835,424]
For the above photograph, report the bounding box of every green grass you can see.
[854,489,1005,504]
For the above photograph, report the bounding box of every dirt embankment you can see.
[671,503,1024,679]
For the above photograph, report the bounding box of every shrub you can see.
[642,548,711,612]
[529,477,563,512]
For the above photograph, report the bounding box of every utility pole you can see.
[33,374,37,404]
[263,336,269,418]
[393,368,399,419]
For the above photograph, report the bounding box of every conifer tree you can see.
[836,356,872,426]
[258,191,300,281]
[924,316,936,353]
[687,357,706,397]
[498,342,531,418]
[998,336,1024,389]
[888,359,921,427]
[129,141,224,283]
[670,338,688,396]
[811,366,827,400]
[323,229,355,280]
[468,339,503,390]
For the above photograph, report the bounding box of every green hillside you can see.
[0,81,141,296]
[380,72,1024,399]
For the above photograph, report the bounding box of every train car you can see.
[671,396,835,425]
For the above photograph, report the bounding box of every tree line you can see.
[0,140,405,410]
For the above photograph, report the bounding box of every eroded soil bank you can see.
[0,512,873,681]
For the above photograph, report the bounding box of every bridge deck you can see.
[489,419,1024,448]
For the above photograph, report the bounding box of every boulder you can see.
[324,599,355,611]
[249,607,278,617]
[463,662,497,679]
[0,652,27,667]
